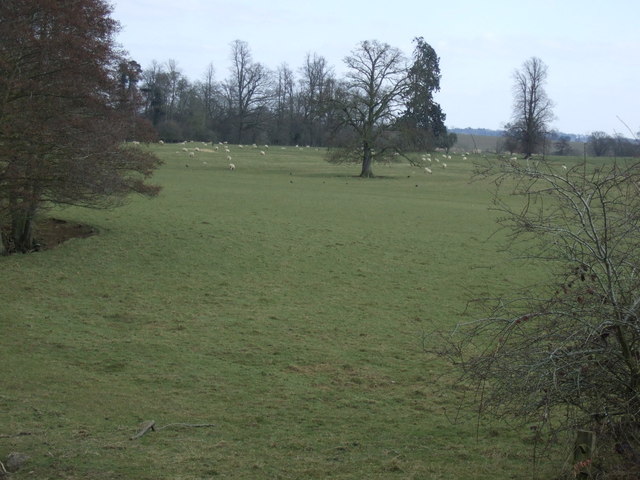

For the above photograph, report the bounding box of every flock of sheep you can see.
[161,141,489,177]
[417,152,468,174]
[172,141,322,171]
[175,141,274,170]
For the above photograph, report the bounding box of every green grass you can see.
[1,144,590,479]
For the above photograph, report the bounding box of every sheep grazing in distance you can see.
[260,150,266,156]
[226,155,232,162]
[194,147,200,152]
[424,167,432,174]
[182,147,188,152]
[158,140,164,144]
[442,162,447,168]
[228,163,236,170]
[562,164,568,170]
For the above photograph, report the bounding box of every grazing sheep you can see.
[424,167,432,174]
[228,163,236,170]
[182,147,188,152]
[442,162,447,168]
[189,151,195,157]
[194,147,200,152]
[158,140,164,144]
[260,150,266,155]
[227,155,232,162]
[562,164,568,170]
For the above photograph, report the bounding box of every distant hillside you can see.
[450,127,588,143]
[449,127,502,137]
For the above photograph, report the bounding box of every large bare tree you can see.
[506,57,554,157]
[222,40,273,144]
[330,40,408,178]
[298,53,335,147]
[0,0,161,254]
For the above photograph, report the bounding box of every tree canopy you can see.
[0,0,161,254]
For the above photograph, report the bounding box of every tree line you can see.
[135,38,453,158]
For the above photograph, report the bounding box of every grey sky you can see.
[111,0,640,136]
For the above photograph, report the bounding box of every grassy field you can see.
[2,145,584,479]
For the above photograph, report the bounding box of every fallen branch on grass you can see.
[130,421,216,440]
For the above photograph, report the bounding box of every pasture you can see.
[2,144,573,479]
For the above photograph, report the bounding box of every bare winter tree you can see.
[446,157,640,476]
[222,40,273,144]
[298,53,336,146]
[329,40,408,178]
[0,0,161,254]
[507,57,554,157]
[588,131,613,157]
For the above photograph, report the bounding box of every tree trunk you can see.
[360,144,374,178]
[2,196,38,254]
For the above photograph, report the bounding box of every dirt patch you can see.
[35,218,97,250]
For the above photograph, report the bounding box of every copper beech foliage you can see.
[0,0,161,254]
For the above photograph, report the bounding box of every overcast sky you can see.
[110,0,640,136]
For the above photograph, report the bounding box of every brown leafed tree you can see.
[0,0,161,254]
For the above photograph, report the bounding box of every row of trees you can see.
[140,42,338,148]
[136,38,452,177]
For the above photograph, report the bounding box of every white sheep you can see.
[182,147,188,152]
[189,151,195,157]
[424,167,432,174]
[442,162,447,168]
[228,163,236,170]
[227,155,232,162]
[260,150,266,156]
